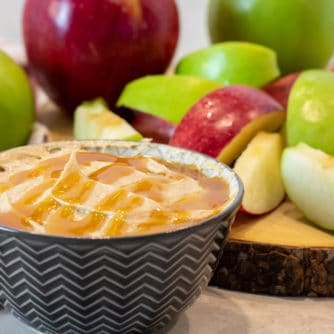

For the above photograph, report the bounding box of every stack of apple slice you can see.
[212,69,334,297]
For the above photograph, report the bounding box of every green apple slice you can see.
[234,131,285,215]
[74,98,142,141]
[116,75,221,124]
[281,143,334,231]
[175,42,280,87]
[286,70,334,156]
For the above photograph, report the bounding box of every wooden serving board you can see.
[212,201,334,297]
[37,102,334,297]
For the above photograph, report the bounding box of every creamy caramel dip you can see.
[0,149,230,237]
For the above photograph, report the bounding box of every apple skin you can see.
[131,111,176,143]
[169,85,285,165]
[208,0,334,75]
[116,75,221,124]
[175,42,280,87]
[0,50,35,150]
[281,143,334,231]
[286,70,334,155]
[234,131,285,215]
[263,72,300,109]
[22,0,179,114]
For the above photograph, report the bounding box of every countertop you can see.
[1,287,334,334]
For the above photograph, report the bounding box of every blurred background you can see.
[0,0,209,63]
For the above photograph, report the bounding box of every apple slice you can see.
[175,42,280,87]
[263,72,300,108]
[116,75,221,124]
[74,98,142,141]
[281,143,334,231]
[169,85,285,165]
[233,131,285,215]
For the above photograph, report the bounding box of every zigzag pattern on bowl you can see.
[0,217,231,334]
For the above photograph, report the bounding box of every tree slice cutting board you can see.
[37,102,334,297]
[211,201,334,297]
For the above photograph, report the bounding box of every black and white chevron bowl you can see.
[0,140,243,334]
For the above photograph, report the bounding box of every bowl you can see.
[0,140,243,334]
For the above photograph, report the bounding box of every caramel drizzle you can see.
[0,151,229,237]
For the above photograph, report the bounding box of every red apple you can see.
[131,111,176,143]
[22,0,179,114]
[263,72,300,109]
[114,106,176,143]
[169,85,285,165]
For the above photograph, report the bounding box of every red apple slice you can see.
[169,85,285,165]
[234,131,285,215]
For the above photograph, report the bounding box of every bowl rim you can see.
[0,140,244,242]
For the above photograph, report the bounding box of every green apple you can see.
[175,42,280,87]
[0,50,35,150]
[208,0,334,75]
[286,70,334,155]
[74,98,142,141]
[116,75,221,124]
[281,143,334,230]
[234,131,285,215]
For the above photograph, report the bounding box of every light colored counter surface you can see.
[1,287,334,334]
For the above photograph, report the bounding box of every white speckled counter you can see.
[1,287,334,334]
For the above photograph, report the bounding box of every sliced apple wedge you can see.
[281,143,334,231]
[169,85,285,165]
[234,131,285,215]
[74,98,142,141]
[116,75,221,124]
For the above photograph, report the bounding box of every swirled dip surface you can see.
[0,151,230,237]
